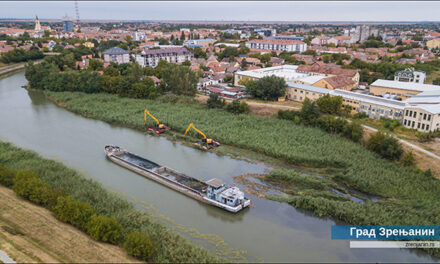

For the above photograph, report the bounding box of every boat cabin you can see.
[206,178,245,207]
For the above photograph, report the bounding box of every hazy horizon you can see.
[1,1,440,22]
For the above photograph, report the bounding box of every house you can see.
[296,62,360,84]
[327,36,352,46]
[426,38,440,49]
[103,47,130,64]
[394,68,426,84]
[311,36,329,46]
[313,76,357,91]
[148,76,162,86]
[270,57,284,66]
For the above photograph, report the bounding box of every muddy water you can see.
[0,72,436,263]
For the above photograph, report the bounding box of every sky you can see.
[1,1,440,22]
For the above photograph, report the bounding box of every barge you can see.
[104,145,251,213]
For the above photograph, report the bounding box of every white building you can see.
[103,47,130,64]
[135,47,193,68]
[394,68,426,84]
[245,39,307,53]
[402,91,440,132]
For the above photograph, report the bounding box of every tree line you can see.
[0,46,44,63]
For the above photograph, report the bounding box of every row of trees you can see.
[0,164,157,261]
[25,57,198,99]
[0,46,44,63]
[206,93,250,114]
[245,75,287,101]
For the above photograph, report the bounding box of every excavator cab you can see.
[144,109,171,134]
[183,123,220,149]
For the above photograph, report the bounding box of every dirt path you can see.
[0,186,141,263]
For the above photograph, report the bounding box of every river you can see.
[0,72,436,263]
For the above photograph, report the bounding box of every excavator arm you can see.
[144,109,160,125]
[183,123,207,139]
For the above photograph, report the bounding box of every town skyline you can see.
[1,1,440,22]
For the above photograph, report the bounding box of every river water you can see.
[0,72,436,263]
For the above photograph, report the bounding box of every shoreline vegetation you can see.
[45,91,440,258]
[0,141,219,263]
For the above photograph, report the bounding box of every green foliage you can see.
[225,100,249,114]
[416,131,436,143]
[52,195,95,231]
[206,93,225,109]
[299,98,320,124]
[217,47,239,60]
[342,122,364,143]
[0,47,44,63]
[161,64,198,96]
[265,169,326,190]
[380,118,401,132]
[353,112,369,119]
[0,163,15,187]
[433,77,440,85]
[86,215,123,244]
[245,76,287,101]
[12,171,53,206]
[316,95,343,114]
[123,232,157,261]
[400,151,415,167]
[366,132,403,161]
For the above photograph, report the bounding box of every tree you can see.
[226,100,250,114]
[433,77,440,85]
[241,58,248,69]
[88,59,103,71]
[245,76,287,101]
[366,132,403,161]
[53,195,95,231]
[342,121,363,142]
[206,93,225,109]
[86,215,123,244]
[180,31,185,41]
[316,95,343,114]
[182,60,191,66]
[12,171,53,206]
[123,232,157,261]
[300,98,320,124]
[161,64,197,96]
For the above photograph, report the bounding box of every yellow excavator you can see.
[183,123,220,149]
[144,109,171,134]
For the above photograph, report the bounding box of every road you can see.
[361,124,440,161]
[0,250,16,264]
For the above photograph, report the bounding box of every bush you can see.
[0,163,15,187]
[12,171,53,206]
[366,132,403,161]
[416,131,436,143]
[123,232,157,260]
[342,122,364,142]
[226,100,249,114]
[86,215,123,244]
[52,195,95,231]
[381,118,401,132]
[400,151,415,167]
[278,109,299,121]
[353,112,369,119]
[206,93,225,109]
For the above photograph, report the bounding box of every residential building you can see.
[135,47,193,68]
[311,36,329,46]
[327,36,352,46]
[246,39,307,53]
[183,39,215,49]
[62,15,74,32]
[394,68,426,84]
[426,38,440,49]
[102,47,130,64]
[370,79,440,100]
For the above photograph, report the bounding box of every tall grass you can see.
[0,141,219,263]
[46,91,440,257]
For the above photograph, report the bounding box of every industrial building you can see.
[370,79,440,100]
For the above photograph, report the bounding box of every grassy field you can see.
[0,185,140,263]
[0,141,218,263]
[45,91,440,257]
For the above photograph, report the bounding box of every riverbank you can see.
[0,141,219,263]
[0,61,41,78]
[45,91,440,257]
[0,185,139,263]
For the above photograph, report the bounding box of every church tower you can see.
[34,15,41,31]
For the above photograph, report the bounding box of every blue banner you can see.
[332,225,439,240]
